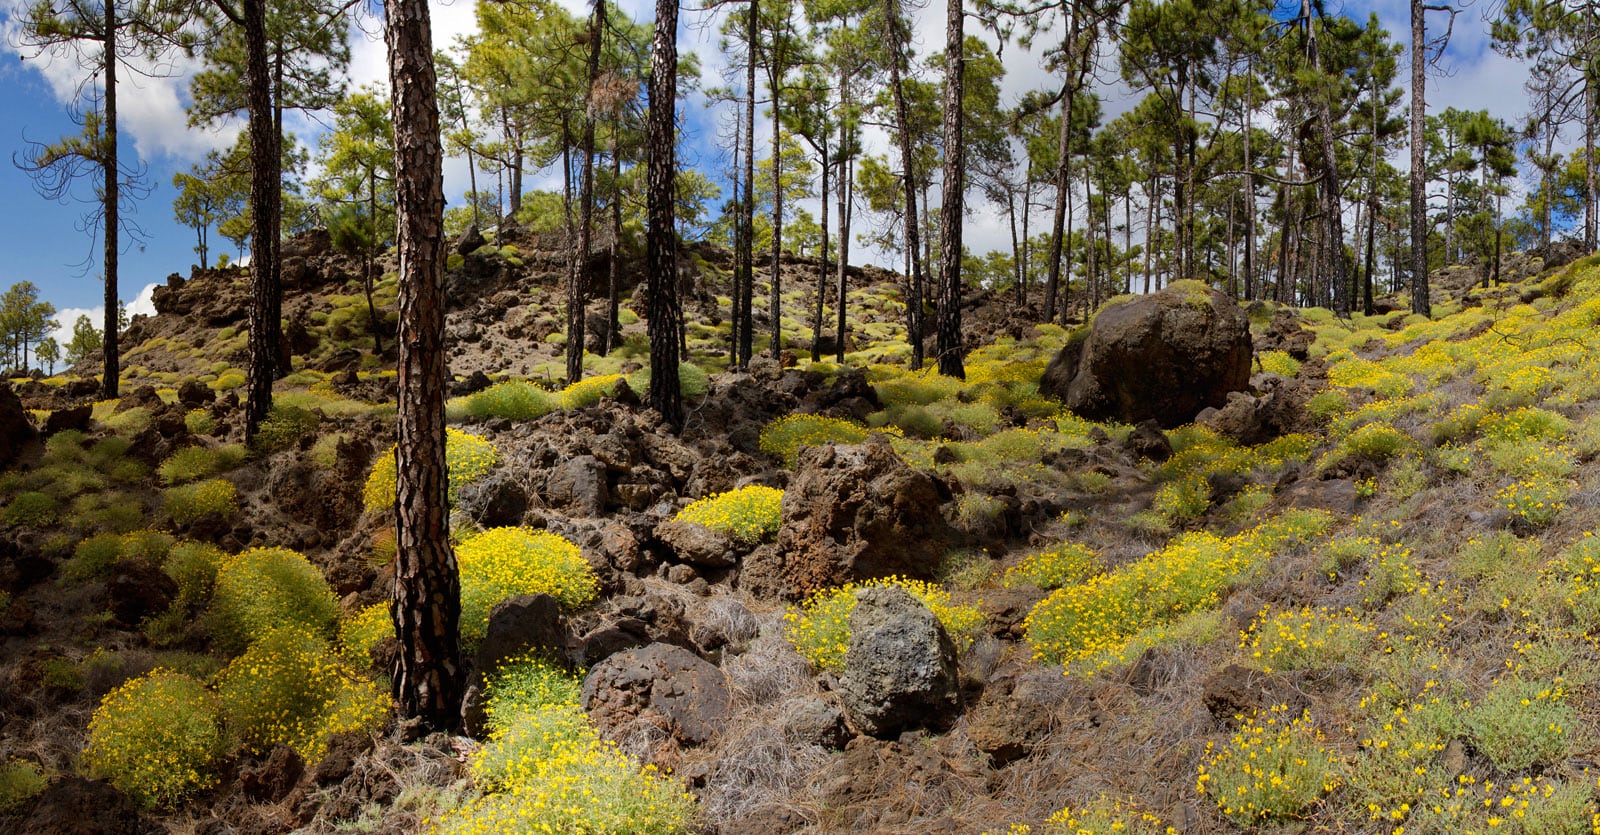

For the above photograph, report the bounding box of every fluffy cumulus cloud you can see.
[0,0,239,164]
[48,281,159,348]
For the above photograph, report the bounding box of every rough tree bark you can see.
[385,0,462,730]
[1410,0,1430,316]
[243,0,280,442]
[647,0,683,429]
[935,0,964,379]
[883,0,924,369]
[101,0,120,400]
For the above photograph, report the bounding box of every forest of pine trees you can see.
[17,0,1600,728]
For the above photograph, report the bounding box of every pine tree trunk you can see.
[811,138,828,363]
[647,0,682,429]
[1410,0,1430,316]
[769,59,784,360]
[244,0,280,441]
[571,1,603,386]
[835,101,851,364]
[884,0,924,370]
[385,0,462,731]
[606,148,622,354]
[739,0,757,369]
[936,0,964,379]
[101,2,119,400]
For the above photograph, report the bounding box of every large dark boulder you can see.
[0,383,36,470]
[581,643,730,768]
[1042,280,1253,429]
[743,436,956,599]
[838,586,960,738]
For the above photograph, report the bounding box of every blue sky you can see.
[0,0,1537,346]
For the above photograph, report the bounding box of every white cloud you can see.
[47,281,159,347]
[0,3,238,165]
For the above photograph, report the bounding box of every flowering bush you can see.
[363,428,498,512]
[1003,542,1101,591]
[163,478,238,526]
[1196,705,1341,824]
[784,577,985,673]
[674,486,783,544]
[1039,795,1174,835]
[1496,475,1573,527]
[2,491,57,527]
[216,626,388,761]
[456,527,599,646]
[1026,511,1332,669]
[83,670,225,808]
[431,652,696,835]
[157,444,247,485]
[558,373,625,409]
[339,603,392,669]
[458,380,557,421]
[1464,678,1574,772]
[210,546,339,651]
[1239,606,1374,673]
[758,414,873,466]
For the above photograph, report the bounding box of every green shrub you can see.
[1341,422,1413,460]
[1239,606,1374,672]
[557,373,624,409]
[457,380,557,421]
[67,533,128,580]
[759,414,873,467]
[1496,475,1573,527]
[1196,705,1340,825]
[339,603,392,669]
[86,437,132,468]
[103,407,152,437]
[1153,473,1211,524]
[253,405,320,453]
[363,428,498,512]
[184,409,218,436]
[82,670,225,808]
[210,547,339,651]
[1026,511,1333,671]
[163,478,238,526]
[1464,678,1575,771]
[1258,350,1302,378]
[888,404,945,439]
[157,445,247,485]
[481,653,584,734]
[1038,795,1172,835]
[673,486,783,545]
[163,541,225,612]
[216,626,388,761]
[3,491,57,526]
[1003,542,1101,590]
[625,362,711,399]
[456,527,599,647]
[783,577,985,674]
[1306,390,1349,423]
[0,760,46,812]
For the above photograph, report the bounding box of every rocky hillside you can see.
[4,232,1600,834]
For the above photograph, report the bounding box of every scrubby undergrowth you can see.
[7,235,1600,833]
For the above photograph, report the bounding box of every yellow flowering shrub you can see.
[216,626,388,762]
[1195,705,1341,825]
[1497,475,1573,527]
[1347,687,1459,830]
[759,414,873,467]
[363,428,499,512]
[2,491,57,527]
[210,546,339,651]
[1406,774,1593,835]
[0,760,46,812]
[1003,542,1101,590]
[1040,795,1175,835]
[163,478,237,526]
[457,380,558,421]
[1327,354,1413,398]
[456,527,599,646]
[673,486,783,544]
[339,603,392,669]
[1258,350,1301,378]
[433,653,697,835]
[558,373,625,410]
[1463,678,1574,772]
[157,444,248,486]
[1152,473,1211,524]
[1480,406,1572,443]
[1025,511,1332,669]
[783,577,985,673]
[83,670,225,808]
[1239,606,1374,673]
